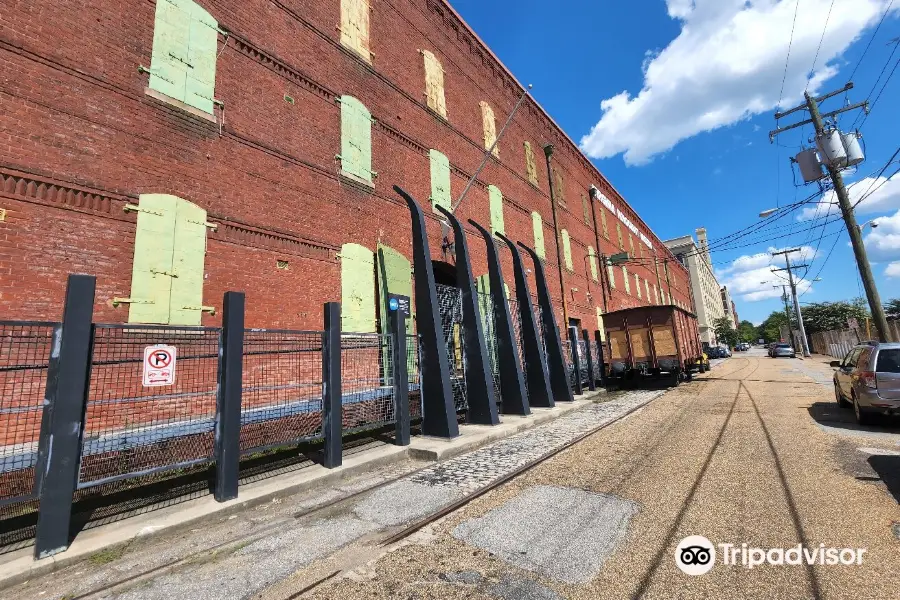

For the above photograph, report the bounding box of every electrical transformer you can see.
[796,148,826,183]
[815,129,848,168]
[841,131,865,167]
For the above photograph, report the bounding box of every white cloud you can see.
[579,0,897,165]
[797,174,900,220]
[885,262,900,278]
[862,210,900,262]
[716,245,819,301]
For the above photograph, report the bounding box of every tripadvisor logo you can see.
[675,536,867,575]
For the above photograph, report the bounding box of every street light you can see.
[858,219,879,233]
[759,208,779,218]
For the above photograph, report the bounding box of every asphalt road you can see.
[297,349,900,600]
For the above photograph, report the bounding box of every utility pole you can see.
[773,284,793,345]
[769,83,891,341]
[771,248,810,356]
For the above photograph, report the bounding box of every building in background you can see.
[720,286,736,329]
[731,301,739,328]
[664,228,725,346]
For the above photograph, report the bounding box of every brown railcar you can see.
[603,304,705,386]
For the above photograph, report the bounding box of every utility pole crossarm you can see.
[774,82,853,119]
[769,101,868,142]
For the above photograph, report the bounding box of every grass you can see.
[88,542,131,565]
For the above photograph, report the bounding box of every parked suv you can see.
[832,342,900,425]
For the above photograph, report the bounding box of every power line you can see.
[806,0,835,91]
[846,0,895,82]
[777,0,802,208]
[855,53,900,130]
[852,36,900,129]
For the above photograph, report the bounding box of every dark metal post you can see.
[395,186,459,438]
[469,220,529,415]
[391,309,410,446]
[214,291,244,502]
[497,233,553,408]
[322,302,342,467]
[594,330,606,387]
[518,242,575,403]
[34,275,95,559]
[33,323,62,495]
[582,329,596,391]
[436,206,498,426]
[568,326,583,395]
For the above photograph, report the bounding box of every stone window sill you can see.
[145,87,218,125]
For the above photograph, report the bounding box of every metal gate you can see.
[435,283,467,412]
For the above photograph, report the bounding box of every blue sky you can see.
[450,0,900,325]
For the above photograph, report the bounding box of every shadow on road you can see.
[806,402,900,433]
[868,456,900,505]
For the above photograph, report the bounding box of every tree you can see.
[737,320,756,342]
[757,311,791,343]
[885,298,900,320]
[713,316,739,348]
[800,299,869,334]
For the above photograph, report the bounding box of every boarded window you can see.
[629,234,635,259]
[653,285,659,304]
[636,274,642,299]
[422,50,447,118]
[600,206,609,239]
[596,307,606,341]
[149,0,219,114]
[340,0,371,61]
[608,264,616,289]
[581,193,591,225]
[622,266,631,295]
[341,243,376,333]
[587,246,598,281]
[645,278,651,302]
[479,101,498,157]
[616,222,624,250]
[339,96,375,184]
[561,229,573,271]
[429,149,451,212]
[554,169,566,207]
[532,211,545,259]
[488,185,504,235]
[524,141,538,185]
[128,194,208,325]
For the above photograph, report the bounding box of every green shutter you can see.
[531,211,545,259]
[429,149,451,212]
[149,0,192,103]
[622,266,630,294]
[340,243,376,332]
[128,194,178,324]
[561,229,572,271]
[168,198,208,325]
[340,96,374,184]
[488,185,504,235]
[588,246,598,281]
[645,278,651,302]
[636,274,642,299]
[607,265,616,289]
[596,307,606,341]
[377,245,412,335]
[184,4,218,114]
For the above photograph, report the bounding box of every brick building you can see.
[0,0,694,337]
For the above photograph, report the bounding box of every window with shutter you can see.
[488,185,504,235]
[623,266,631,295]
[616,222,624,250]
[149,0,219,115]
[524,141,538,186]
[531,211,545,259]
[645,278,651,302]
[340,0,371,61]
[377,245,412,378]
[600,207,609,239]
[128,194,209,325]
[429,149,451,212]
[607,265,616,289]
[653,285,659,304]
[561,229,573,271]
[596,307,606,341]
[636,274,642,299]
[479,101,498,157]
[339,96,375,185]
[341,243,376,333]
[629,235,635,259]
[587,246,598,281]
[581,194,591,225]
[422,50,447,118]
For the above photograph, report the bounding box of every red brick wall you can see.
[0,0,694,331]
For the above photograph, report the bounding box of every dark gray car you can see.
[832,342,900,425]
[771,343,796,358]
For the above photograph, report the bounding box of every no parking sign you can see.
[143,345,177,387]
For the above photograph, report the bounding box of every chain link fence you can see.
[436,283,467,412]
[341,333,395,434]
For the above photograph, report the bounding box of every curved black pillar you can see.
[435,206,499,425]
[496,233,553,408]
[469,220,529,416]
[394,186,459,438]
[582,329,596,391]
[518,242,575,403]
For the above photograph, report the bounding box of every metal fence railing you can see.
[0,322,58,507]
[79,325,221,488]
[562,339,575,386]
[476,291,502,406]
[436,283,467,412]
[240,329,325,455]
[341,333,395,434]
[407,334,422,420]
[577,339,589,384]
[589,340,603,382]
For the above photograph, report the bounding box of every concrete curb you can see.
[0,389,605,588]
